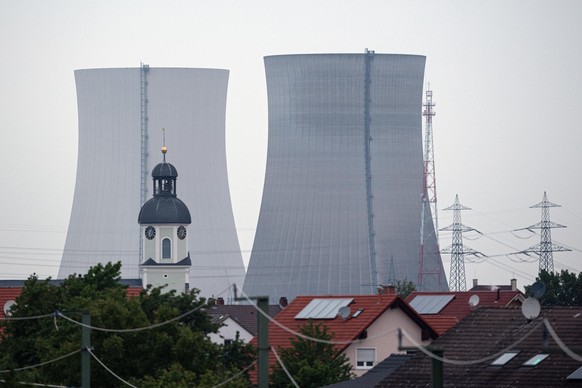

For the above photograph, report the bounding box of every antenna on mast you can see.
[418,85,443,290]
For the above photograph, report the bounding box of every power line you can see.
[0,349,82,374]
[55,285,232,333]
[238,288,399,346]
[87,348,137,388]
[0,379,71,387]
[543,318,582,362]
[1,312,55,321]
[211,361,257,388]
[271,346,300,388]
[399,321,542,365]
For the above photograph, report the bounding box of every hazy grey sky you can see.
[1,1,581,290]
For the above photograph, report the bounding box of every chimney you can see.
[279,297,288,307]
[378,284,396,295]
[510,278,517,291]
[473,279,478,288]
[217,297,225,305]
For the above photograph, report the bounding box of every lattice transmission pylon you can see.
[441,195,485,291]
[519,191,571,273]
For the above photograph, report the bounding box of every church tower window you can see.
[162,238,172,259]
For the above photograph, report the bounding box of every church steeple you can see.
[138,139,191,293]
[138,144,191,225]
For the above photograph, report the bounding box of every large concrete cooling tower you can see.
[243,52,447,302]
[58,67,245,299]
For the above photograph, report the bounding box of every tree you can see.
[270,320,354,388]
[0,262,254,387]
[396,279,416,299]
[525,269,582,306]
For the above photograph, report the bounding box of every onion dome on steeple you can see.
[138,143,191,224]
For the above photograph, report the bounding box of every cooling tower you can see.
[58,67,245,299]
[243,53,447,302]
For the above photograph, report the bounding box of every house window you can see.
[224,339,233,346]
[356,348,375,369]
[162,238,172,259]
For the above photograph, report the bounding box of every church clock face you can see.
[145,226,156,240]
[177,225,187,240]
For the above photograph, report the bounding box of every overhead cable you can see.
[0,349,82,374]
[211,360,257,388]
[0,379,70,388]
[87,348,137,388]
[271,346,300,388]
[1,312,55,321]
[399,320,542,365]
[543,318,582,362]
[238,288,399,345]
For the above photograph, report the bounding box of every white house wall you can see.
[343,307,431,377]
[208,317,253,345]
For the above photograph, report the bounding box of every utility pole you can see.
[81,310,91,388]
[256,297,269,388]
[519,192,570,272]
[234,285,269,388]
[441,195,484,291]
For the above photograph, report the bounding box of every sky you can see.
[1,1,581,291]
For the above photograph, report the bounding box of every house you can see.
[406,282,524,335]
[377,306,582,387]
[206,298,283,345]
[250,290,438,383]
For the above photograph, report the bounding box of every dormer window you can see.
[162,238,172,259]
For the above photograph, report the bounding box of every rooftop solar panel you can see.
[409,295,455,314]
[295,298,354,319]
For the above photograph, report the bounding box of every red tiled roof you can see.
[249,294,437,384]
[421,316,460,335]
[0,287,22,320]
[125,286,143,297]
[406,290,524,335]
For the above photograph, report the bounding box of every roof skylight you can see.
[567,366,582,380]
[522,354,549,366]
[490,351,519,366]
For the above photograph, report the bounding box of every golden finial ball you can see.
[162,146,167,154]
